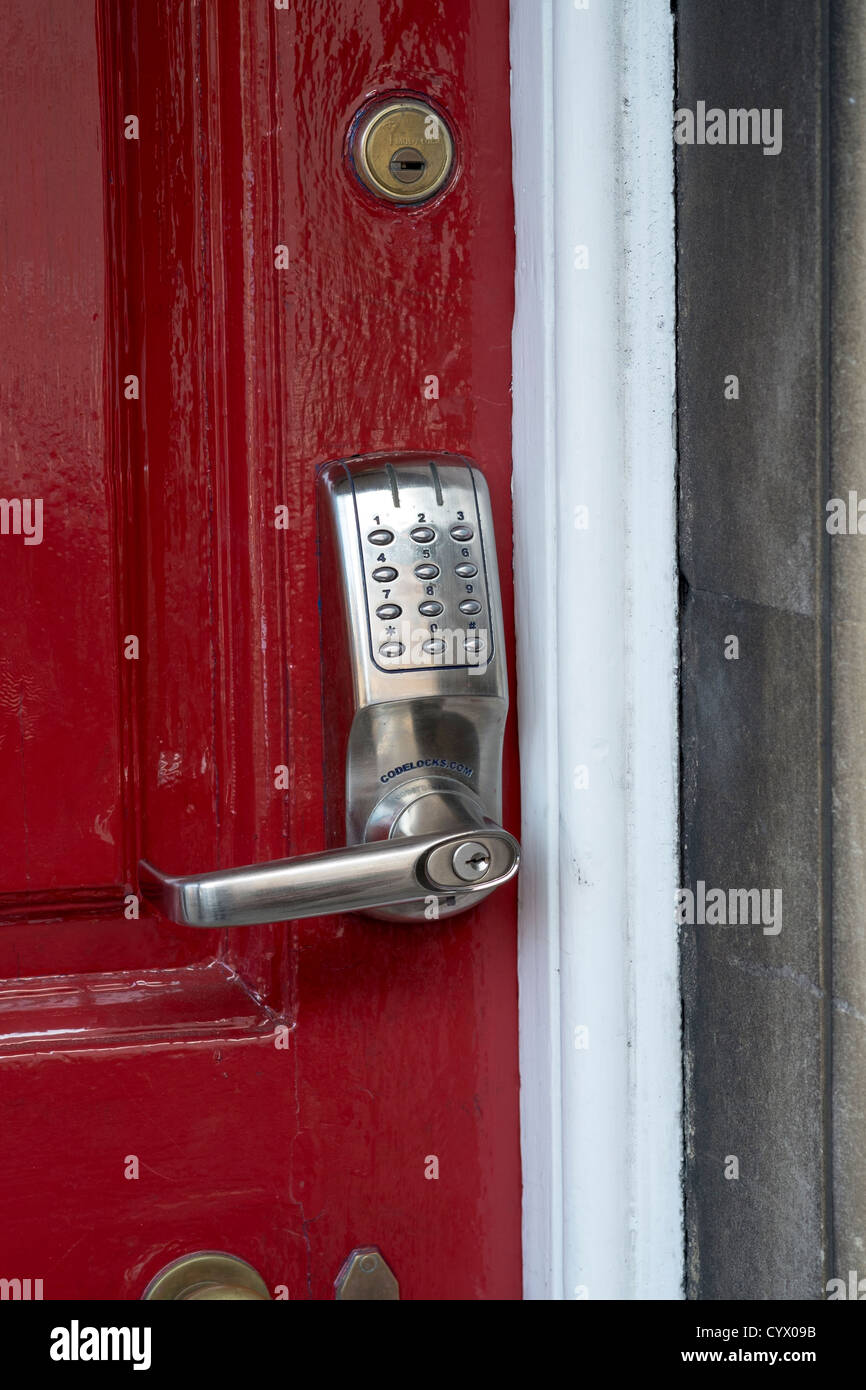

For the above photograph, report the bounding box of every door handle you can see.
[142,1252,271,1301]
[139,826,519,927]
[140,453,519,926]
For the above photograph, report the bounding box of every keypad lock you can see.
[318,452,513,920]
[140,452,518,927]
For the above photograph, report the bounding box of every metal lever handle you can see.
[139,827,519,928]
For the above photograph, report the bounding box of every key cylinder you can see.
[350,97,455,205]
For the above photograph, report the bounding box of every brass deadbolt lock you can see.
[350,98,455,205]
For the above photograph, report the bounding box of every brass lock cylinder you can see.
[349,98,455,205]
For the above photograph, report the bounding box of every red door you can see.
[0,0,519,1301]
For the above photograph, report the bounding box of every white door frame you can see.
[510,0,682,1300]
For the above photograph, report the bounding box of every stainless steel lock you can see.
[140,453,519,926]
[317,451,515,920]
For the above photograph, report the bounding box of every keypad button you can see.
[414,563,440,580]
[464,635,486,655]
[459,599,482,615]
[450,524,474,541]
[422,638,447,655]
[376,603,402,619]
[372,566,398,583]
[455,562,478,578]
[419,600,444,617]
[378,640,405,659]
[367,528,394,545]
[410,525,436,543]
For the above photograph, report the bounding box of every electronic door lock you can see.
[140,452,519,926]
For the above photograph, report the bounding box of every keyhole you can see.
[451,841,493,883]
[389,146,427,185]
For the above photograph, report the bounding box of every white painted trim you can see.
[510,0,681,1300]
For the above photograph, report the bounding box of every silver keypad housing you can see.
[354,462,495,672]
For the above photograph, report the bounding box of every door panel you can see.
[0,0,128,962]
[0,0,519,1300]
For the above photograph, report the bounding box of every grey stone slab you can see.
[677,0,831,1300]
[677,0,823,617]
[830,0,866,1289]
[681,590,827,1298]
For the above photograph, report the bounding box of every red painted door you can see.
[0,0,519,1300]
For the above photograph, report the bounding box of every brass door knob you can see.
[142,1252,270,1301]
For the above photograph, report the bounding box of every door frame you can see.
[510,0,682,1300]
